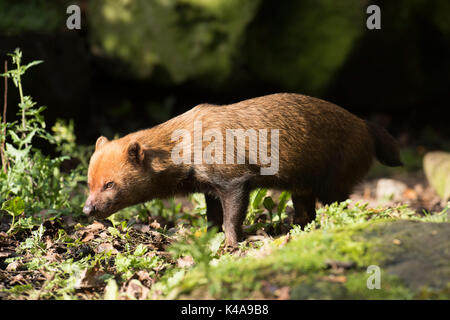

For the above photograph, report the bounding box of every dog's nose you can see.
[83,203,96,215]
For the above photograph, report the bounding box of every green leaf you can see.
[104,279,119,300]
[22,60,44,72]
[8,130,22,144]
[263,196,275,211]
[250,188,267,209]
[277,191,291,216]
[1,197,25,217]
[133,244,147,257]
[208,232,225,256]
[5,142,31,159]
[21,128,38,146]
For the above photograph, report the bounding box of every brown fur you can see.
[83,93,402,246]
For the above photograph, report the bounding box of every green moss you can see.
[161,217,450,299]
[291,272,413,300]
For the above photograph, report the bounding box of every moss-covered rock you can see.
[365,220,450,294]
[166,219,450,299]
[424,151,450,202]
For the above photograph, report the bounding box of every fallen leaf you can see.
[95,243,118,254]
[82,233,95,243]
[363,186,372,199]
[149,220,161,229]
[393,239,401,245]
[45,249,62,263]
[261,281,278,295]
[320,275,347,283]
[10,274,25,285]
[86,221,107,233]
[44,236,53,250]
[325,260,356,270]
[75,265,107,289]
[123,279,149,300]
[403,188,418,200]
[136,270,153,287]
[177,255,194,268]
[132,224,150,233]
[280,234,290,247]
[275,286,290,300]
[99,231,108,239]
[6,260,21,272]
[78,221,108,242]
[0,250,14,258]
[62,216,77,228]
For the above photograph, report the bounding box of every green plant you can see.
[247,188,267,225]
[246,189,292,232]
[114,244,164,280]
[169,227,224,274]
[1,196,25,234]
[0,49,87,232]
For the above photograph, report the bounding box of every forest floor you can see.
[1,163,449,300]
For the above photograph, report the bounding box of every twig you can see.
[1,60,7,173]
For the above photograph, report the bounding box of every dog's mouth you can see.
[87,202,126,220]
[88,210,114,220]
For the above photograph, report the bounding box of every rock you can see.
[376,178,408,202]
[423,151,450,203]
[290,220,450,299]
[368,220,450,292]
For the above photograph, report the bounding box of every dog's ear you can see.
[95,136,109,151]
[127,141,145,164]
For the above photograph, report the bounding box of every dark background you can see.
[1,0,449,149]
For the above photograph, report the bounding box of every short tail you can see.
[366,121,403,167]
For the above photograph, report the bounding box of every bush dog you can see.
[83,93,402,246]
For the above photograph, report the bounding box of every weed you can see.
[0,49,88,233]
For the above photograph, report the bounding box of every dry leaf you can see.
[86,221,107,233]
[403,188,418,200]
[320,275,347,283]
[325,260,356,270]
[123,279,149,300]
[132,224,150,233]
[0,250,14,258]
[82,233,95,243]
[177,255,195,268]
[75,265,106,289]
[10,274,25,285]
[136,270,153,287]
[149,220,161,229]
[6,260,21,272]
[275,286,290,300]
[95,243,118,254]
[279,234,290,247]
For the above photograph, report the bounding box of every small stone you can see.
[376,179,407,202]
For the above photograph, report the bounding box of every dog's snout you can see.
[83,202,96,215]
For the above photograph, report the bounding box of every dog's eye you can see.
[104,181,114,190]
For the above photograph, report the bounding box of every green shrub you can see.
[0,49,88,233]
